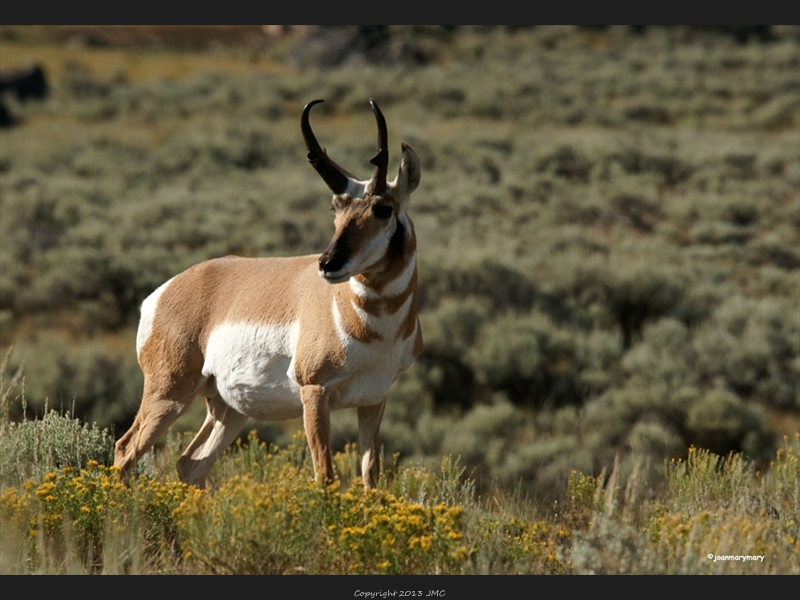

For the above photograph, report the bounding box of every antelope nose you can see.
[319,255,344,274]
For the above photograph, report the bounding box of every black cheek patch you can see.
[388,220,405,259]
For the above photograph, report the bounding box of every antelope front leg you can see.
[301,384,335,484]
[358,398,386,489]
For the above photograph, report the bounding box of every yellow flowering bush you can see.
[575,442,800,574]
[472,514,571,574]
[175,464,321,574]
[646,508,794,574]
[29,462,126,569]
[0,462,190,573]
[175,463,468,574]
[1,420,796,574]
[322,486,466,574]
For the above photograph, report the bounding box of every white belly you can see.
[202,312,418,418]
[202,322,304,421]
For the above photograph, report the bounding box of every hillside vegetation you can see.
[0,26,798,505]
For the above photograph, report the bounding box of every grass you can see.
[0,405,797,574]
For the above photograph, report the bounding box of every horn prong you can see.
[302,99,351,194]
[367,98,389,196]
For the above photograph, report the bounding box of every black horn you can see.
[301,99,351,194]
[366,98,389,196]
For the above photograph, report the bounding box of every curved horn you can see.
[366,98,388,196]
[301,99,350,194]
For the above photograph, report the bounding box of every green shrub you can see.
[0,410,114,489]
[694,295,799,410]
[685,389,769,459]
[468,311,584,407]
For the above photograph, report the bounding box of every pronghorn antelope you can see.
[114,99,422,489]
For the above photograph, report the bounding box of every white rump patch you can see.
[136,277,175,358]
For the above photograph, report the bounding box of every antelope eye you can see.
[373,204,393,219]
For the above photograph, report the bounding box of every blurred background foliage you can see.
[1,25,798,497]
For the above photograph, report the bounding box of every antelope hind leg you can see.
[114,378,198,482]
[176,395,248,488]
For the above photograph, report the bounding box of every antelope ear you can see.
[392,143,420,197]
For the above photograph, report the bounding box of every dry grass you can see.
[1,406,797,574]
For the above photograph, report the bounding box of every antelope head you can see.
[302,98,420,284]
